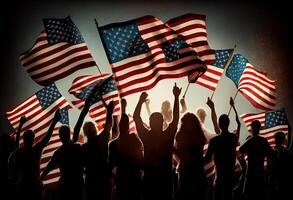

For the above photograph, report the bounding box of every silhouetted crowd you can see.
[0,83,292,200]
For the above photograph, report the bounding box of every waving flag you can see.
[6,84,71,188]
[195,49,233,91]
[20,16,96,86]
[240,109,288,146]
[226,54,276,110]
[166,13,216,65]
[69,74,121,129]
[98,15,207,97]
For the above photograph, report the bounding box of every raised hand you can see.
[230,97,235,107]
[173,83,181,97]
[108,101,115,112]
[145,98,150,106]
[121,98,127,114]
[139,92,148,103]
[53,109,62,123]
[20,116,27,125]
[206,97,214,109]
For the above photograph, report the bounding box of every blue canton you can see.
[98,76,117,96]
[162,38,188,62]
[59,107,69,125]
[43,16,85,45]
[36,84,61,110]
[214,49,233,68]
[101,23,150,63]
[78,82,102,104]
[225,54,248,87]
[265,109,288,129]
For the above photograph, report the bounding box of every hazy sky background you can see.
[1,0,292,144]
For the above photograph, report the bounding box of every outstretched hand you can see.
[20,116,27,125]
[206,97,214,109]
[53,109,62,122]
[139,92,148,103]
[107,101,115,112]
[173,83,181,97]
[230,97,235,107]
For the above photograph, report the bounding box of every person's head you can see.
[219,114,230,131]
[83,121,97,139]
[178,112,206,144]
[196,108,207,124]
[251,120,261,136]
[23,130,35,147]
[161,100,171,113]
[274,131,286,147]
[119,113,129,135]
[59,125,71,144]
[149,112,164,132]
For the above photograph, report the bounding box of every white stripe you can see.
[196,77,218,88]
[186,36,208,44]
[177,28,207,36]
[34,57,95,82]
[239,86,276,104]
[138,19,163,31]
[118,55,197,85]
[27,47,92,74]
[168,19,206,31]
[119,64,198,94]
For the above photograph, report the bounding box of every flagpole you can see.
[183,82,191,98]
[228,90,239,116]
[93,18,103,75]
[210,44,237,101]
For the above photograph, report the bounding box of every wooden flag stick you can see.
[210,44,237,101]
[228,90,239,116]
[183,82,191,99]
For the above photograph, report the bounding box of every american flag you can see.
[226,54,276,111]
[166,13,216,65]
[19,16,96,86]
[6,84,71,188]
[195,49,233,91]
[98,15,207,97]
[240,109,289,147]
[69,74,121,129]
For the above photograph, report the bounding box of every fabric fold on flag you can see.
[69,74,121,130]
[166,13,216,65]
[240,109,289,147]
[98,15,207,97]
[194,49,233,91]
[6,84,72,188]
[20,16,97,86]
[225,54,276,111]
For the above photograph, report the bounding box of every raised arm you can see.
[103,101,115,133]
[15,116,27,148]
[169,83,181,129]
[133,92,149,136]
[230,97,241,139]
[121,98,127,114]
[36,110,61,149]
[72,83,101,143]
[207,97,220,134]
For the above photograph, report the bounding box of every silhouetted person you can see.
[0,132,16,199]
[239,120,275,200]
[15,111,61,200]
[269,131,292,200]
[77,101,115,200]
[109,98,143,200]
[134,83,181,200]
[175,112,208,200]
[204,97,240,200]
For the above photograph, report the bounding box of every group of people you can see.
[0,83,292,200]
